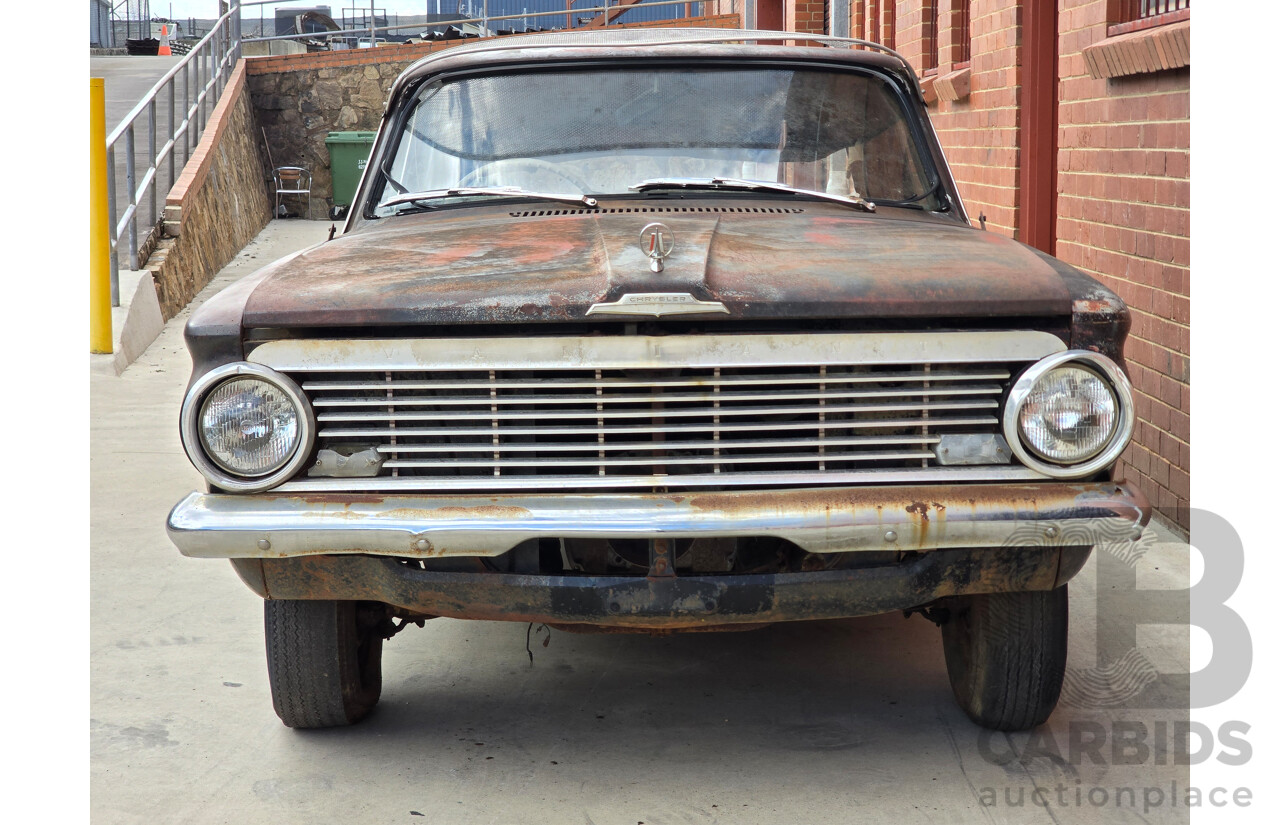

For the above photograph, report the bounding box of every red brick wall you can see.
[893,1,932,70]
[843,0,898,46]
[918,1,1022,236]
[1056,0,1190,526]
[787,0,829,34]
[807,2,1191,528]
[851,0,867,38]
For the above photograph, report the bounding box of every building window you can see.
[954,1,971,68]
[1107,0,1190,36]
[1129,0,1190,19]
[852,1,893,48]
[923,1,939,73]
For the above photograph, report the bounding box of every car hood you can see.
[241,203,1072,327]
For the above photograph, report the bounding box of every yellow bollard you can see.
[90,78,113,354]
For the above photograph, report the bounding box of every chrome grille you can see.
[250,332,1063,492]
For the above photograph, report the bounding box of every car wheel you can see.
[940,586,1068,731]
[264,599,384,728]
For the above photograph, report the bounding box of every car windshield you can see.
[373,65,941,216]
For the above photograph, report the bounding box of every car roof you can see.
[387,27,917,104]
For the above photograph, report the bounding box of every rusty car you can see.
[167,28,1149,731]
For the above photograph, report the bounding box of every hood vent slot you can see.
[509,206,806,218]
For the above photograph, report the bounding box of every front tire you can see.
[940,587,1068,731]
[265,599,384,728]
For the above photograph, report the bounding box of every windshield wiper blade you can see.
[378,186,598,211]
[629,177,875,213]
[882,180,951,212]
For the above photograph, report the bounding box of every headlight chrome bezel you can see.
[180,362,315,493]
[1002,350,1135,479]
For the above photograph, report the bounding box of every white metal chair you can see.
[272,167,312,218]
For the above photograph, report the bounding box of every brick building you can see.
[755,0,1190,529]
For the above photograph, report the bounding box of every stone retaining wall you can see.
[147,62,274,320]
[248,60,395,217]
[245,15,742,218]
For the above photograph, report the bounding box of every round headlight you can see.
[1017,366,1117,463]
[180,363,315,492]
[1002,350,1135,479]
[199,377,301,475]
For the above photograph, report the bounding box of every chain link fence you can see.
[111,0,152,43]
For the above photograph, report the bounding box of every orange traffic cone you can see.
[158,24,172,56]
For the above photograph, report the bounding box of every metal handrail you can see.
[240,0,716,43]
[105,1,243,305]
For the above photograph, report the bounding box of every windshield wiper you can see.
[378,186,598,212]
[881,180,952,212]
[629,177,876,213]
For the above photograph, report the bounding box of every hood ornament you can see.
[640,222,675,272]
[587,293,729,317]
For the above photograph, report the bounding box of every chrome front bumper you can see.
[167,481,1151,560]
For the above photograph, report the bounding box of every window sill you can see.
[1107,7,1189,38]
[1083,18,1189,80]
[934,66,971,103]
[920,70,938,106]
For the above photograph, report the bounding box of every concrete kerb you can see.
[90,268,166,376]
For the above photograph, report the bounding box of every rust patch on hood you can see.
[241,201,1073,328]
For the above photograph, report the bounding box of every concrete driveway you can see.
[91,220,1192,824]
[92,55,184,132]
[91,54,184,266]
